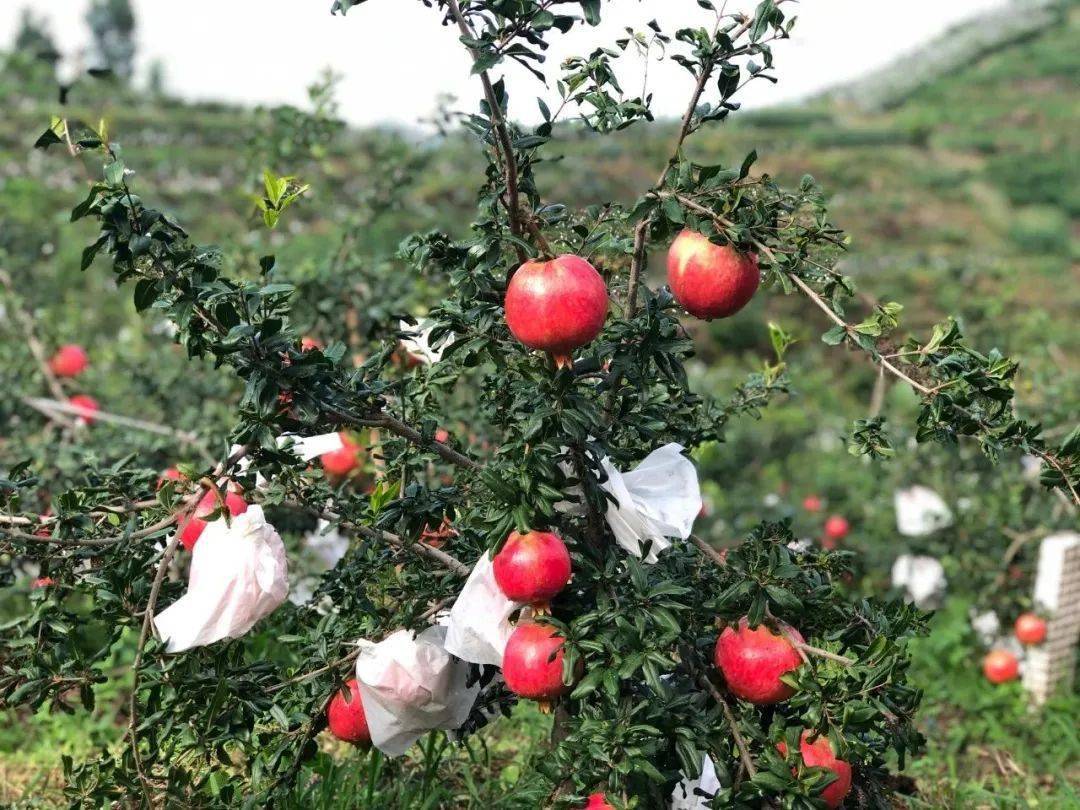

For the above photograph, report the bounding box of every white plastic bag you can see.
[671,753,720,809]
[890,554,947,609]
[400,319,452,365]
[969,609,1001,647]
[155,506,288,653]
[599,443,702,563]
[286,432,345,461]
[894,486,953,536]
[444,552,520,666]
[354,625,479,756]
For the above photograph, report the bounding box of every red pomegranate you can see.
[32,577,55,589]
[493,530,572,609]
[178,488,248,551]
[504,254,608,369]
[777,731,853,809]
[982,650,1019,684]
[667,230,760,320]
[49,344,89,377]
[584,793,615,809]
[1014,613,1047,645]
[434,428,450,444]
[502,623,573,706]
[802,495,823,513]
[69,394,100,424]
[326,678,371,746]
[157,467,183,490]
[822,515,849,549]
[300,336,322,351]
[714,617,804,704]
[321,433,362,478]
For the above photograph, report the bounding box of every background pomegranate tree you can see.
[3,0,1078,807]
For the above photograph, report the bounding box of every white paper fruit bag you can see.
[155,505,288,653]
[671,753,720,809]
[444,552,520,666]
[354,625,479,756]
[890,554,947,609]
[599,443,702,563]
[894,485,953,536]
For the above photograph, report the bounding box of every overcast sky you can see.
[1,1,1010,127]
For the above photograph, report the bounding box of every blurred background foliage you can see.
[0,0,1076,805]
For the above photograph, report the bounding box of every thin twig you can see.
[444,0,527,264]
[699,675,756,777]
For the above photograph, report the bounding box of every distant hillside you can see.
[828,0,1068,110]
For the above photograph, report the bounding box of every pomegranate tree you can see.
[3,0,1076,807]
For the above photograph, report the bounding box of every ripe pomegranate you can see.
[714,617,804,704]
[777,731,853,809]
[321,433,362,478]
[493,530,572,609]
[667,230,760,320]
[32,577,55,589]
[178,488,248,551]
[326,678,371,746]
[49,344,89,377]
[982,650,1019,684]
[502,623,573,706]
[157,467,183,490]
[504,254,608,369]
[1014,613,1047,645]
[585,793,615,809]
[802,495,823,513]
[822,515,849,549]
[300,336,322,351]
[69,394,99,424]
[434,428,450,444]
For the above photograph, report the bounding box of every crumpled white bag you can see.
[599,443,702,563]
[155,506,288,653]
[671,753,720,809]
[894,486,953,536]
[444,552,520,666]
[400,319,452,365]
[354,625,479,756]
[970,609,1001,647]
[891,554,947,609]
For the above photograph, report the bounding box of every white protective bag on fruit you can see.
[155,506,288,653]
[599,443,702,564]
[671,753,720,809]
[286,432,345,461]
[890,554,947,609]
[354,625,479,756]
[400,319,453,365]
[1033,531,1080,611]
[444,552,520,666]
[894,485,953,536]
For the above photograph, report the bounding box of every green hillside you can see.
[0,3,1077,806]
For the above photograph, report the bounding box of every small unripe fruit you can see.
[178,489,248,551]
[321,433,362,478]
[49,344,89,377]
[777,731,853,809]
[504,254,608,369]
[982,650,1019,684]
[714,617,804,704]
[667,230,760,320]
[502,623,573,704]
[1014,613,1047,645]
[326,678,371,746]
[493,530,572,608]
[69,394,100,424]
